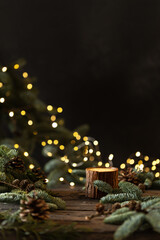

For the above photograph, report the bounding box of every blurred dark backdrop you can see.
[1,0,160,164]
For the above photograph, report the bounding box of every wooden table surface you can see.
[0,186,160,240]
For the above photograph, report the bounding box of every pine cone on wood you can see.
[20,195,50,222]
[6,157,25,172]
[118,167,140,185]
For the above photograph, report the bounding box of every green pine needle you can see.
[94,180,113,193]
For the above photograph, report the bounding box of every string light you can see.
[59,145,65,150]
[47,152,53,157]
[57,107,63,113]
[2,67,7,72]
[24,152,29,157]
[120,163,125,169]
[76,135,81,140]
[28,120,33,126]
[98,161,103,166]
[135,151,141,157]
[105,163,110,167]
[74,146,78,151]
[9,111,14,117]
[130,159,135,165]
[0,82,3,88]
[85,141,90,145]
[23,72,28,78]
[79,177,84,181]
[108,154,114,161]
[21,110,26,116]
[155,172,160,178]
[93,140,98,146]
[68,169,72,173]
[14,64,19,69]
[73,132,78,137]
[47,105,53,111]
[29,164,35,169]
[53,140,59,145]
[72,163,77,167]
[41,141,46,146]
[27,83,33,90]
[152,166,156,171]
[51,115,56,121]
[14,144,19,149]
[144,156,149,161]
[145,167,150,172]
[45,179,49,183]
[52,122,58,128]
[33,131,38,135]
[70,182,75,187]
[83,136,88,141]
[96,151,101,156]
[59,177,64,182]
[89,149,93,154]
[83,157,88,162]
[47,139,52,145]
[0,98,5,103]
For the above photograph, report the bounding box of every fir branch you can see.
[146,210,160,233]
[0,180,21,190]
[144,178,152,189]
[141,198,160,210]
[118,181,142,198]
[112,207,130,216]
[0,192,25,203]
[114,213,145,240]
[104,211,137,224]
[100,193,139,204]
[94,180,113,193]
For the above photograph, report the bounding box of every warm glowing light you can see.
[73,132,78,137]
[120,163,125,169]
[96,151,101,156]
[21,110,26,116]
[127,158,131,164]
[105,163,110,167]
[72,163,77,167]
[24,152,29,157]
[130,159,135,165]
[52,122,58,128]
[79,177,84,181]
[14,144,19,149]
[155,172,160,178]
[14,64,19,69]
[135,151,141,157]
[89,149,93,154]
[68,169,72,173]
[65,159,69,163]
[83,136,88,141]
[108,154,114,161]
[0,82,3,88]
[98,161,103,166]
[152,161,157,166]
[47,139,52,145]
[152,166,156,171]
[41,141,46,146]
[83,157,88,162]
[139,164,144,171]
[138,160,143,165]
[145,167,150,172]
[74,146,78,151]
[53,140,59,145]
[90,156,94,161]
[93,140,98,146]
[28,120,33,126]
[47,152,53,157]
[144,156,149,161]
[85,141,90,145]
[51,115,56,121]
[27,83,33,90]
[59,145,65,150]
[59,177,64,182]
[45,178,49,183]
[33,131,38,135]
[0,98,5,103]
[29,164,35,169]
[76,135,81,140]
[9,111,14,117]
[71,140,76,144]
[70,182,75,187]
[2,67,7,72]
[23,72,28,78]
[47,105,53,111]
[57,107,63,113]
[156,159,160,164]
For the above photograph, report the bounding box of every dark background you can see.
[1,0,160,165]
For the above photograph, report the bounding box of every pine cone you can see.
[32,168,47,184]
[111,203,121,212]
[20,196,50,222]
[96,203,105,214]
[26,184,35,192]
[118,167,140,185]
[6,157,25,172]
[138,183,145,192]
[19,179,29,190]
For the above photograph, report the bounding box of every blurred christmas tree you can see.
[0,59,102,187]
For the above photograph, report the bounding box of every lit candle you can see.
[85,167,118,199]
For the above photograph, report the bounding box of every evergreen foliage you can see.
[100,193,139,203]
[94,180,113,194]
[118,181,142,198]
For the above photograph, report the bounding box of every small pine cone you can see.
[32,167,47,184]
[128,200,137,210]
[19,180,29,190]
[20,196,50,222]
[96,203,105,214]
[6,157,25,172]
[135,202,142,212]
[12,179,20,186]
[26,184,35,192]
[111,203,121,212]
[138,183,145,192]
